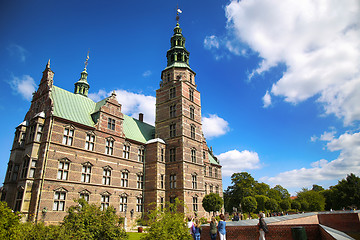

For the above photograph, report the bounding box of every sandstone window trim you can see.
[102,166,112,185]
[85,132,96,151]
[57,157,71,181]
[169,87,176,99]
[192,195,198,212]
[189,88,194,102]
[105,137,115,155]
[81,162,92,183]
[170,123,176,138]
[14,187,24,212]
[138,146,145,162]
[100,191,111,210]
[136,196,143,212]
[192,173,198,190]
[190,124,196,140]
[170,104,176,118]
[62,125,75,146]
[121,169,129,188]
[169,148,176,162]
[190,106,195,120]
[107,117,115,130]
[123,142,131,159]
[191,148,196,163]
[20,155,30,179]
[79,189,91,202]
[137,172,144,189]
[53,187,67,211]
[170,174,177,189]
[119,193,128,212]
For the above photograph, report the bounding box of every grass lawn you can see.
[127,232,143,240]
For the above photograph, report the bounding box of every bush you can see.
[141,199,192,240]
[250,213,259,219]
[199,217,208,225]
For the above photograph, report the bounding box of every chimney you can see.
[139,113,144,122]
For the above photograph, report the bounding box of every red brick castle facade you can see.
[1,22,223,224]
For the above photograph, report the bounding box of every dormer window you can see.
[108,118,115,130]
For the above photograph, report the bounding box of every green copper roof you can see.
[163,62,194,72]
[52,86,96,127]
[51,85,155,143]
[122,115,155,144]
[208,152,219,165]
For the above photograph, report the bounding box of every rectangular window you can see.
[170,197,176,203]
[160,197,164,211]
[170,124,176,138]
[80,193,89,202]
[36,124,43,142]
[190,107,195,120]
[192,175,197,189]
[123,145,130,159]
[137,174,144,189]
[193,197,198,212]
[205,184,207,194]
[169,148,176,162]
[121,172,129,187]
[102,168,111,185]
[136,197,143,212]
[20,158,29,179]
[170,174,176,189]
[210,185,213,193]
[204,166,207,176]
[215,168,218,178]
[189,88,194,102]
[85,134,95,151]
[62,128,74,146]
[14,189,24,212]
[170,105,176,118]
[209,167,213,177]
[12,164,20,181]
[191,149,196,163]
[53,191,66,211]
[216,186,219,195]
[108,118,115,130]
[161,148,164,162]
[160,174,164,189]
[138,148,144,162]
[81,165,91,183]
[170,87,176,99]
[119,196,127,212]
[29,160,37,178]
[105,139,114,155]
[29,125,36,142]
[101,195,110,210]
[20,133,26,147]
[191,125,195,139]
[6,162,13,181]
[57,160,69,180]
[203,151,206,160]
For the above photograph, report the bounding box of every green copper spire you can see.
[166,23,190,68]
[74,53,90,97]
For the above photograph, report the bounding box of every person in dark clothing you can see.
[258,213,268,240]
[192,218,201,240]
[209,217,217,240]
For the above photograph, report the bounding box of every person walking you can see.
[187,216,194,237]
[218,214,226,240]
[191,218,202,240]
[209,217,217,240]
[258,213,268,240]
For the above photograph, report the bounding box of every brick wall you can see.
[318,212,360,233]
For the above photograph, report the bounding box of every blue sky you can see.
[1,0,359,195]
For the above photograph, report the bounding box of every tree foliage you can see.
[255,195,269,212]
[241,196,257,214]
[141,199,192,240]
[296,189,325,211]
[265,198,278,212]
[202,193,223,215]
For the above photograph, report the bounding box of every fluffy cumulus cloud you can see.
[217,149,261,176]
[202,114,230,139]
[261,131,360,188]
[262,90,272,108]
[9,75,36,100]
[89,89,156,125]
[221,0,360,124]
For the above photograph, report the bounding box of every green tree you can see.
[255,195,269,212]
[268,185,290,202]
[62,198,127,240]
[0,201,22,239]
[297,189,325,211]
[224,172,257,212]
[202,193,223,216]
[300,201,309,211]
[241,196,257,215]
[279,199,290,211]
[291,201,301,211]
[254,183,270,196]
[265,198,278,212]
[312,184,324,192]
[329,173,360,209]
[141,199,192,240]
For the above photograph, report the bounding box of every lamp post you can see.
[124,205,128,231]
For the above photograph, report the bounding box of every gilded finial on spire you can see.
[176,5,182,23]
[46,59,51,69]
[84,50,90,69]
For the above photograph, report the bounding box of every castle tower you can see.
[74,54,90,97]
[156,22,206,214]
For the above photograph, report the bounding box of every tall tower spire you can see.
[74,52,90,97]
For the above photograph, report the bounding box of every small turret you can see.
[74,53,90,97]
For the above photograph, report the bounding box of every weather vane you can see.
[84,50,90,69]
[176,5,182,22]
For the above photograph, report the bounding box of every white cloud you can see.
[224,0,360,124]
[142,70,152,78]
[9,75,36,100]
[7,44,28,62]
[262,90,271,108]
[217,149,261,176]
[204,35,220,50]
[261,131,360,188]
[89,89,156,125]
[202,114,230,139]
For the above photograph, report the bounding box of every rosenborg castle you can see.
[1,22,223,224]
